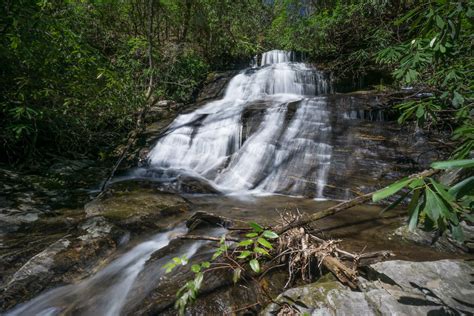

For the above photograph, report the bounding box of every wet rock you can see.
[195,71,237,104]
[48,159,95,177]
[365,260,474,314]
[145,100,180,124]
[394,222,474,254]
[84,188,191,232]
[161,270,288,315]
[0,216,126,311]
[186,211,235,230]
[262,260,474,315]
[132,241,286,315]
[176,175,220,194]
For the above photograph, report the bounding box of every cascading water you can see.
[144,50,332,198]
[5,226,201,316]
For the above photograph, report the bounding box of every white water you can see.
[146,50,333,198]
[6,226,199,316]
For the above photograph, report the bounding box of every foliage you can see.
[1,1,145,162]
[264,0,398,77]
[374,159,474,242]
[375,0,473,159]
[0,0,269,163]
[371,1,473,240]
[164,222,279,314]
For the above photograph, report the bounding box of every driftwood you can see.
[182,210,393,291]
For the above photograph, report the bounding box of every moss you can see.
[86,189,189,224]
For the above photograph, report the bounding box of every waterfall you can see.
[145,50,332,198]
[260,49,295,66]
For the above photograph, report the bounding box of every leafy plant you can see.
[163,222,279,314]
[374,159,474,242]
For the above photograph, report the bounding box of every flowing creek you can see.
[2,50,464,315]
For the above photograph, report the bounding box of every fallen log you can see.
[276,168,439,234]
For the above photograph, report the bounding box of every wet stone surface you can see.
[263,260,474,315]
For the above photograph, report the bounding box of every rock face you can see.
[0,216,126,311]
[195,71,237,104]
[263,259,474,315]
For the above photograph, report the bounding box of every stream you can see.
[2,50,466,315]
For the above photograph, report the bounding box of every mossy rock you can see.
[85,189,190,232]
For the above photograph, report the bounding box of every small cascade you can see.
[146,49,332,198]
[260,49,295,66]
[6,226,199,316]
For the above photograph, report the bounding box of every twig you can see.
[178,235,240,242]
[229,302,260,314]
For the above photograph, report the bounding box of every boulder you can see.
[262,259,474,315]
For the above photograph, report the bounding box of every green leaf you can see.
[435,15,445,29]
[372,178,413,202]
[431,159,474,169]
[191,264,201,273]
[262,230,279,239]
[452,91,464,107]
[163,262,176,273]
[257,237,273,249]
[379,190,410,214]
[424,187,450,221]
[238,239,254,247]
[248,222,264,232]
[212,250,222,260]
[467,7,474,18]
[430,179,454,203]
[448,176,474,199]
[201,261,211,269]
[254,246,270,256]
[408,202,421,231]
[233,268,242,284]
[416,105,425,118]
[451,225,465,242]
[237,250,252,259]
[409,178,425,189]
[249,259,260,273]
[194,272,204,289]
[245,233,258,238]
[462,213,474,222]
